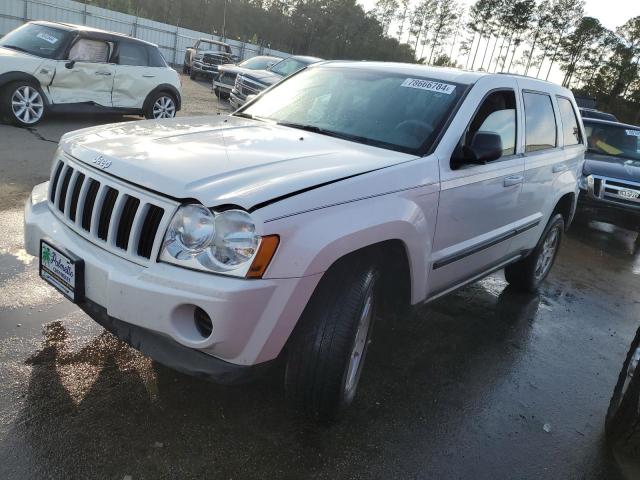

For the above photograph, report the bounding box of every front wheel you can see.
[144,92,177,120]
[606,327,640,456]
[1,81,46,127]
[505,214,564,292]
[285,257,379,422]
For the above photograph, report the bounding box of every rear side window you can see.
[118,42,148,66]
[557,97,582,146]
[523,92,557,152]
[148,47,168,67]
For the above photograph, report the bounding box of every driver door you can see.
[428,77,528,296]
[49,37,115,106]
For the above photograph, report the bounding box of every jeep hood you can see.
[60,116,415,210]
[584,152,640,183]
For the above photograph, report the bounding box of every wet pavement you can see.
[1,76,640,479]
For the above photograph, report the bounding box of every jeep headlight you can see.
[160,204,278,278]
[578,174,593,190]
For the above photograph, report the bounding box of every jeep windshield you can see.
[238,67,466,155]
[0,23,70,59]
[585,121,640,163]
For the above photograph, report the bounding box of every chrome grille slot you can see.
[97,187,118,241]
[68,173,85,222]
[116,196,140,250]
[57,166,73,212]
[82,179,100,231]
[47,155,178,266]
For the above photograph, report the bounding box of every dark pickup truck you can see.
[577,118,640,243]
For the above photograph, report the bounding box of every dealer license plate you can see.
[39,240,84,303]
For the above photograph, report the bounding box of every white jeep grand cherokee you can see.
[24,62,585,421]
[0,21,181,126]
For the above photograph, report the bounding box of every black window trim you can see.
[448,86,521,169]
[556,94,585,149]
[522,88,559,155]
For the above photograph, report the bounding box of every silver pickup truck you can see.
[183,38,237,79]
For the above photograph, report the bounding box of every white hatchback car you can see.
[0,21,181,126]
[24,62,584,421]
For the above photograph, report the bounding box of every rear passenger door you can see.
[429,77,527,295]
[112,42,158,108]
[509,87,567,254]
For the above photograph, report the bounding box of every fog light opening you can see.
[194,307,213,338]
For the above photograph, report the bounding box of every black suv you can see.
[576,118,640,242]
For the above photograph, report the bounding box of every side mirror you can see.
[65,60,75,69]
[452,132,503,169]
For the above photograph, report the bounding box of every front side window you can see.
[68,38,110,63]
[523,92,557,153]
[585,121,640,163]
[269,58,309,77]
[240,67,466,154]
[466,90,517,156]
[557,97,582,146]
[0,23,70,59]
[118,42,148,66]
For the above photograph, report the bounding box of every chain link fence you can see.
[0,0,291,65]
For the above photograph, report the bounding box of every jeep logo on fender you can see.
[92,155,112,169]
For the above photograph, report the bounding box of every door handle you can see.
[95,71,112,76]
[552,164,568,173]
[142,74,156,78]
[504,175,524,187]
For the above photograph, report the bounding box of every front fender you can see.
[0,71,52,104]
[261,187,439,304]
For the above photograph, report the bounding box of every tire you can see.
[606,327,640,457]
[220,91,230,100]
[190,70,197,80]
[285,257,379,422]
[505,214,564,292]
[1,81,46,127]
[182,64,188,74]
[143,91,177,120]
[213,88,220,98]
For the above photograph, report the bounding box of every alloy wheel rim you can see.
[11,86,44,124]
[344,292,373,395]
[152,96,176,119]
[534,227,559,280]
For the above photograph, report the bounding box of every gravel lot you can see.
[0,75,639,479]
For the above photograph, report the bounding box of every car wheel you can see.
[606,326,640,456]
[220,92,230,100]
[182,64,189,74]
[144,92,177,120]
[213,88,220,98]
[285,256,379,423]
[1,81,46,127]
[505,214,564,292]
[190,70,197,80]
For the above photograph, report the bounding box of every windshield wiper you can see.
[276,122,399,150]
[2,44,30,54]
[233,112,254,119]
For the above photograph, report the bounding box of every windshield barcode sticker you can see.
[625,129,640,137]
[401,79,456,95]
[36,32,59,44]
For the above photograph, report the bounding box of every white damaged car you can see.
[24,62,584,421]
[0,21,181,126]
